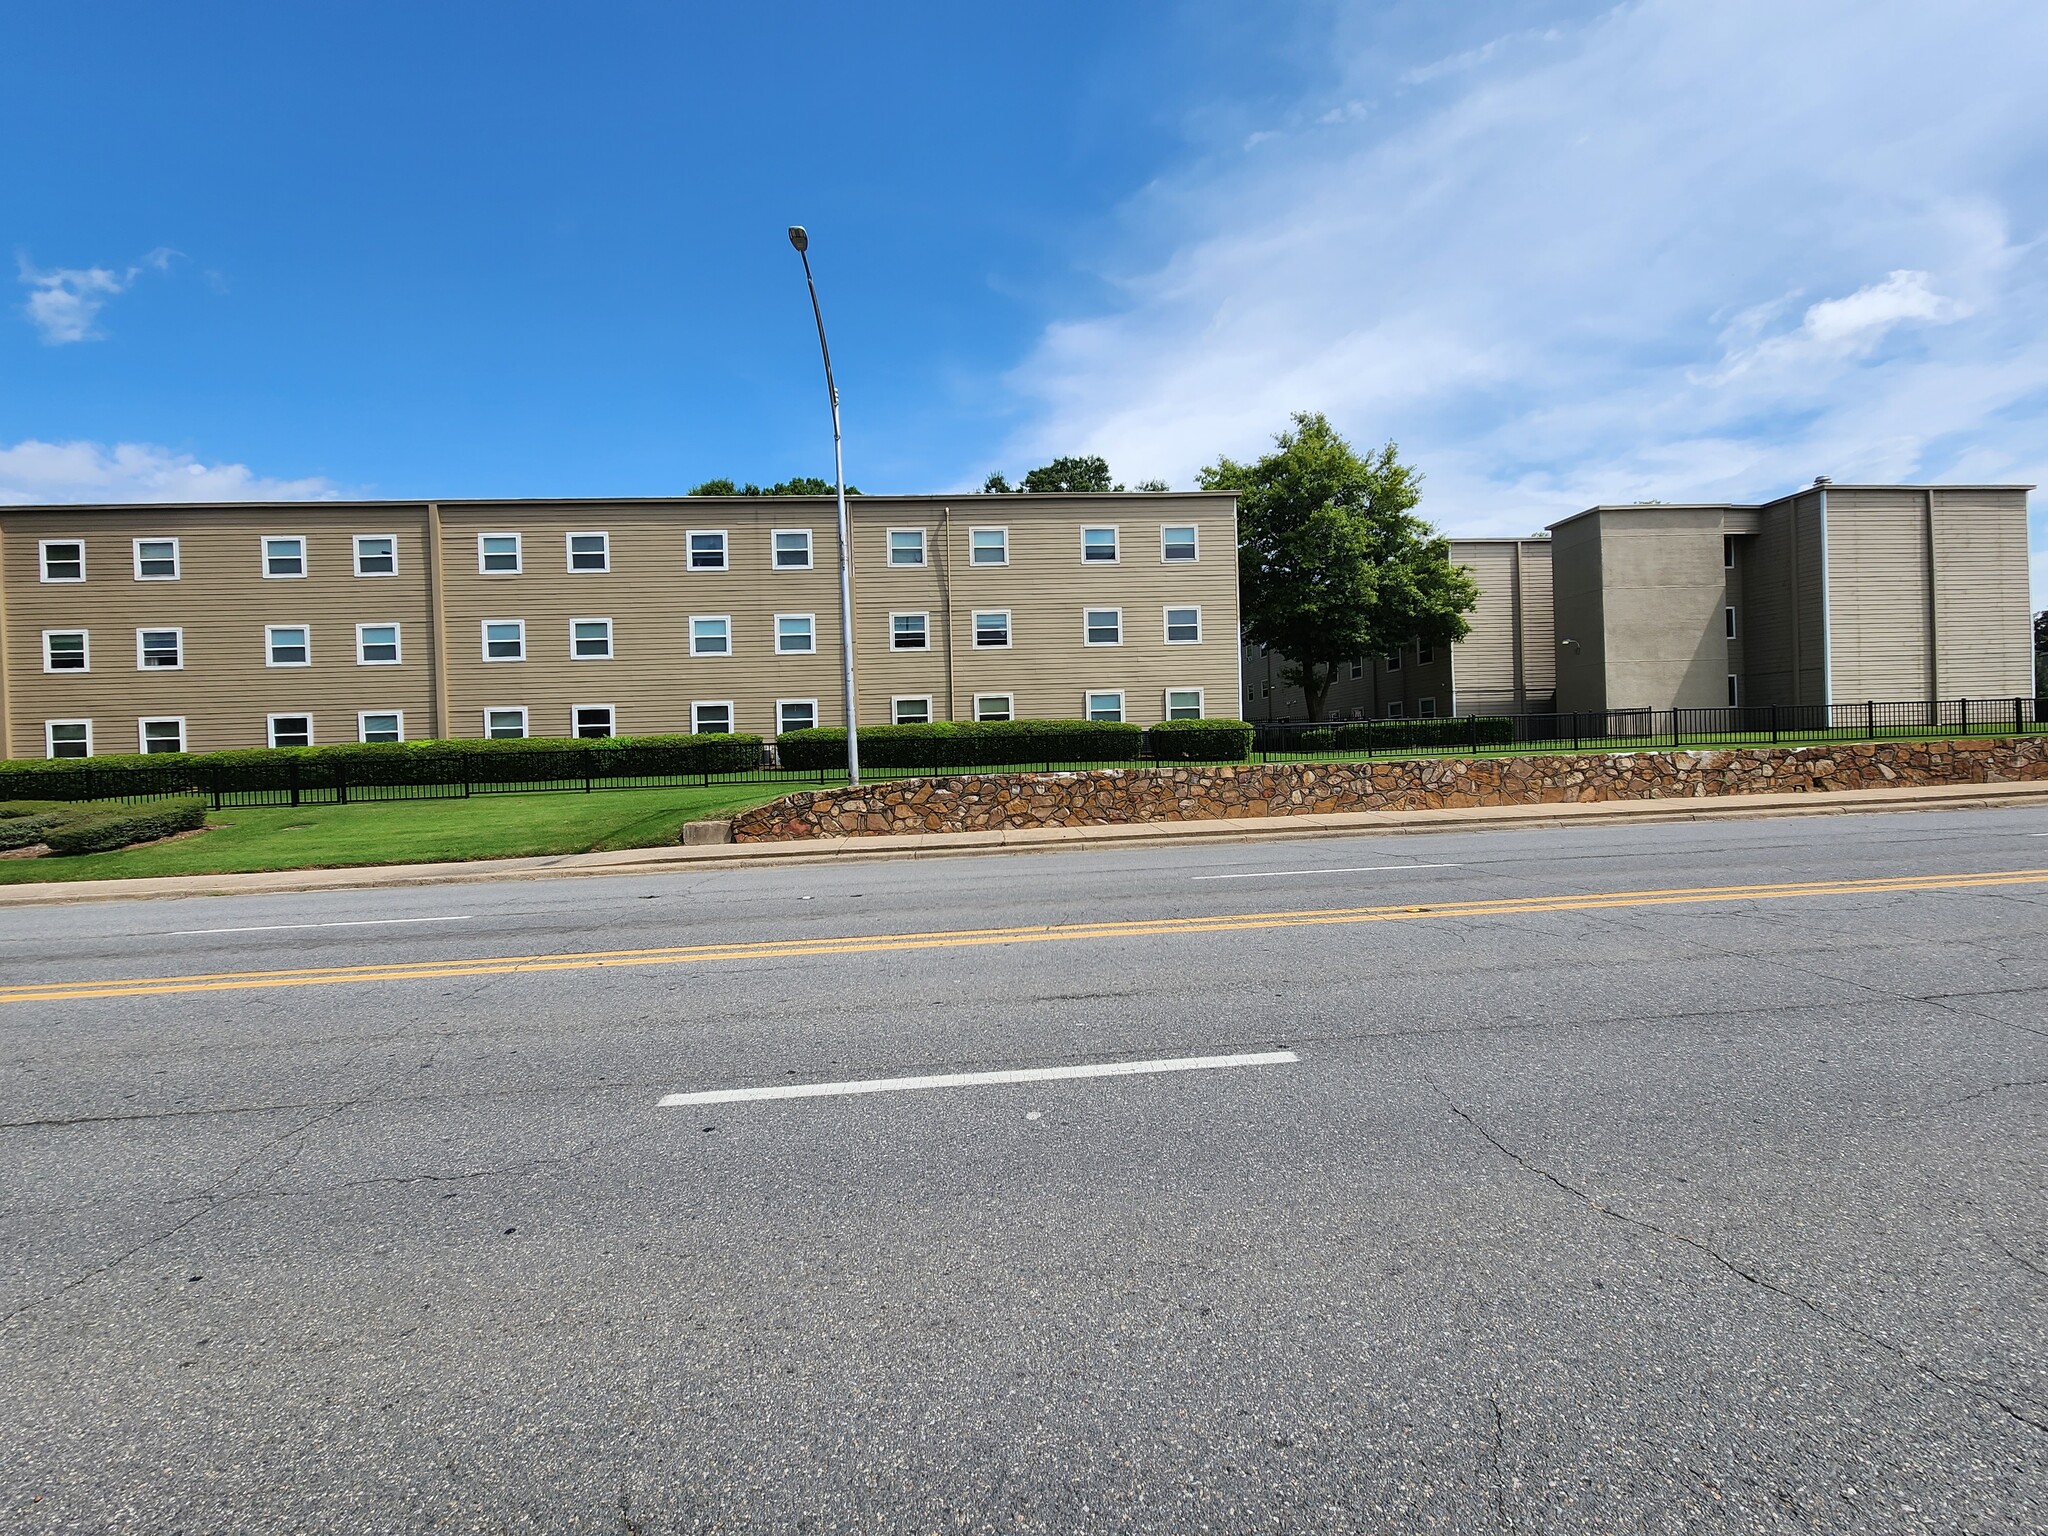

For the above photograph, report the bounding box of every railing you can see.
[10,696,2043,808]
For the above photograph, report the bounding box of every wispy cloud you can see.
[17,247,176,344]
[999,0,2048,596]
[0,439,339,504]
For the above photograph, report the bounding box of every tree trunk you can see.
[1304,664,1332,722]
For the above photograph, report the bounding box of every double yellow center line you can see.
[5,866,2043,1007]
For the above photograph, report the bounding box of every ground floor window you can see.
[777,699,817,734]
[1386,702,1405,719]
[1164,689,1203,720]
[485,708,528,739]
[573,705,614,738]
[139,718,185,753]
[891,696,933,725]
[693,701,734,734]
[1417,696,1437,718]
[358,712,403,744]
[1085,691,1125,723]
[268,715,313,748]
[1727,674,1739,706]
[45,720,91,758]
[973,694,1013,723]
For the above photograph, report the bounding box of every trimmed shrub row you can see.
[1147,719,1256,761]
[0,732,764,801]
[1291,717,1516,753]
[775,719,1148,771]
[41,798,208,856]
[0,801,76,851]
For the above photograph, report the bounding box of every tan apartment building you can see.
[1243,537,1556,721]
[1246,483,2033,721]
[0,492,1241,758]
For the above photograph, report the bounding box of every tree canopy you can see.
[983,455,1153,494]
[1200,411,1478,722]
[688,476,859,496]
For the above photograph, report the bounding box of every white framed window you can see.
[690,615,732,656]
[887,528,927,566]
[478,533,522,574]
[1084,608,1122,646]
[890,611,929,650]
[139,717,186,754]
[1727,674,1740,707]
[572,704,615,738]
[356,623,401,665]
[267,714,313,749]
[39,539,85,582]
[133,537,179,580]
[1165,688,1204,720]
[777,698,818,734]
[892,696,933,725]
[973,694,1013,723]
[265,625,311,666]
[686,529,728,571]
[1386,701,1406,719]
[969,526,1008,565]
[354,534,398,576]
[1725,606,1737,639]
[1085,691,1125,723]
[484,707,528,739]
[45,720,91,759]
[1161,525,1198,563]
[1417,643,1435,664]
[566,531,610,573]
[358,711,404,744]
[1418,697,1438,718]
[692,700,734,734]
[1164,606,1201,644]
[1081,526,1119,563]
[571,618,614,659]
[1386,651,1402,672]
[972,610,1011,648]
[772,528,813,569]
[1348,660,1365,680]
[481,619,525,662]
[136,628,182,670]
[42,630,89,672]
[261,535,307,578]
[775,613,816,654]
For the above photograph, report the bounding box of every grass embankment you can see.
[0,783,784,884]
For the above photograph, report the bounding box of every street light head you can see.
[787,226,809,253]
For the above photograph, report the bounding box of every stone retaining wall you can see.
[727,737,2048,841]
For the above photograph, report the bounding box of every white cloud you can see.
[997,0,2048,604]
[17,247,176,344]
[0,439,340,504]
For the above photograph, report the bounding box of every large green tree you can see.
[1201,412,1478,721]
[688,476,859,496]
[982,455,1124,494]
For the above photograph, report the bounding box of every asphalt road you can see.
[4,806,2046,1533]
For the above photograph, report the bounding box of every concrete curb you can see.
[3,778,2047,907]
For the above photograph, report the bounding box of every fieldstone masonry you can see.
[726,737,2048,842]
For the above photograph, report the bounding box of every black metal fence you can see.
[1250,695,2047,759]
[8,696,2042,809]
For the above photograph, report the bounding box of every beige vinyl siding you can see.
[2,507,436,754]
[1445,538,1554,716]
[1822,488,1933,702]
[1739,493,1833,709]
[1930,489,2033,698]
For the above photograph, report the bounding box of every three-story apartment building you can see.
[0,492,1241,757]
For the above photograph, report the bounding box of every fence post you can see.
[337,757,349,806]
[1468,714,1479,754]
[1866,700,1874,739]
[1961,696,1970,736]
[289,757,301,808]
[209,765,220,811]
[463,753,473,799]
[1769,704,1779,744]
[1570,712,1580,752]
[2016,697,2024,736]
[584,747,593,793]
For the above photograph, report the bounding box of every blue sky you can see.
[6,1,2047,602]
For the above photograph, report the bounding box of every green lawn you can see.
[0,783,786,884]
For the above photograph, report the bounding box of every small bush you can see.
[0,800,76,850]
[42,797,207,856]
[1147,719,1254,761]
[1320,717,1516,754]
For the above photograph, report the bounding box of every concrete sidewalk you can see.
[2,777,2046,906]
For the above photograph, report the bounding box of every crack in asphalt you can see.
[1424,1078,2048,1441]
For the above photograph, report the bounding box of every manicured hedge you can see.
[0,801,76,850]
[1147,719,1254,761]
[1290,717,1516,754]
[776,719,1146,771]
[41,797,207,856]
[0,732,763,801]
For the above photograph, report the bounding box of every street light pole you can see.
[787,225,860,786]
